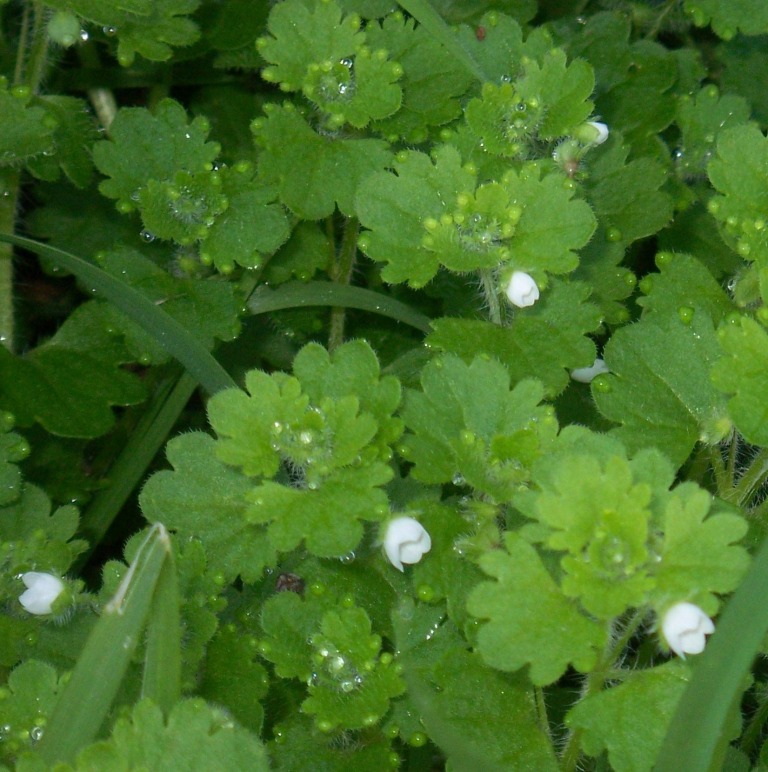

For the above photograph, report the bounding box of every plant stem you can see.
[560,611,645,770]
[26,1,49,94]
[478,268,502,326]
[328,216,359,352]
[707,443,729,496]
[740,681,768,757]
[534,686,552,744]
[0,171,18,351]
[731,447,768,509]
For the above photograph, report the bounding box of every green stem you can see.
[740,682,768,757]
[13,2,31,84]
[707,443,729,496]
[534,686,552,745]
[730,447,768,509]
[75,369,197,568]
[478,268,502,326]
[0,171,18,352]
[328,216,360,351]
[560,611,645,771]
[26,1,49,94]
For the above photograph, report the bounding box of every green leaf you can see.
[302,606,405,730]
[46,0,200,64]
[93,99,220,211]
[593,311,729,466]
[395,0,488,82]
[426,650,559,771]
[400,354,556,501]
[0,87,55,167]
[69,699,268,770]
[515,49,595,140]
[253,103,391,219]
[365,13,474,142]
[674,85,751,179]
[0,234,237,396]
[0,660,61,766]
[356,144,475,286]
[707,123,768,265]
[140,432,276,583]
[684,0,768,38]
[199,623,269,734]
[650,483,749,614]
[712,315,768,446]
[636,252,735,325]
[567,661,691,772]
[0,334,145,438]
[0,422,28,507]
[467,532,607,685]
[516,454,654,619]
[583,136,673,247]
[498,163,596,274]
[427,280,603,397]
[258,0,366,93]
[27,97,96,188]
[95,248,240,361]
[200,165,290,272]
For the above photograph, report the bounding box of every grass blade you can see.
[35,524,172,765]
[76,370,197,564]
[142,548,181,716]
[0,233,236,395]
[655,535,768,771]
[248,281,432,334]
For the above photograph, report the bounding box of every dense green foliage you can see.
[2,0,768,769]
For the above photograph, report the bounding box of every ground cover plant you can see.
[2,0,768,768]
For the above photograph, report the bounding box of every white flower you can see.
[570,358,609,384]
[383,517,431,572]
[505,271,540,308]
[661,602,715,658]
[585,121,609,145]
[19,572,65,615]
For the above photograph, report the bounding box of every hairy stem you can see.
[328,216,359,352]
[478,268,503,326]
[0,171,18,351]
[731,447,768,509]
[560,611,645,770]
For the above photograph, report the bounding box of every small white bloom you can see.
[585,121,609,145]
[383,517,431,572]
[505,271,540,308]
[19,572,65,615]
[661,602,715,658]
[570,358,610,384]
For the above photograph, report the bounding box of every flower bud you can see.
[19,572,65,615]
[505,271,540,308]
[577,120,609,146]
[570,358,609,384]
[383,517,431,572]
[661,602,714,658]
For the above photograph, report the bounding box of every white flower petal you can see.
[383,517,431,572]
[505,271,540,308]
[586,121,609,145]
[661,602,715,658]
[19,572,65,615]
[570,358,609,384]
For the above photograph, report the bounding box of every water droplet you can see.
[140,229,156,243]
[79,29,89,42]
[329,655,345,673]
[340,679,355,692]
[29,726,44,742]
[339,57,353,68]
[338,551,356,564]
[103,26,117,36]
[299,430,313,445]
[452,472,465,486]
